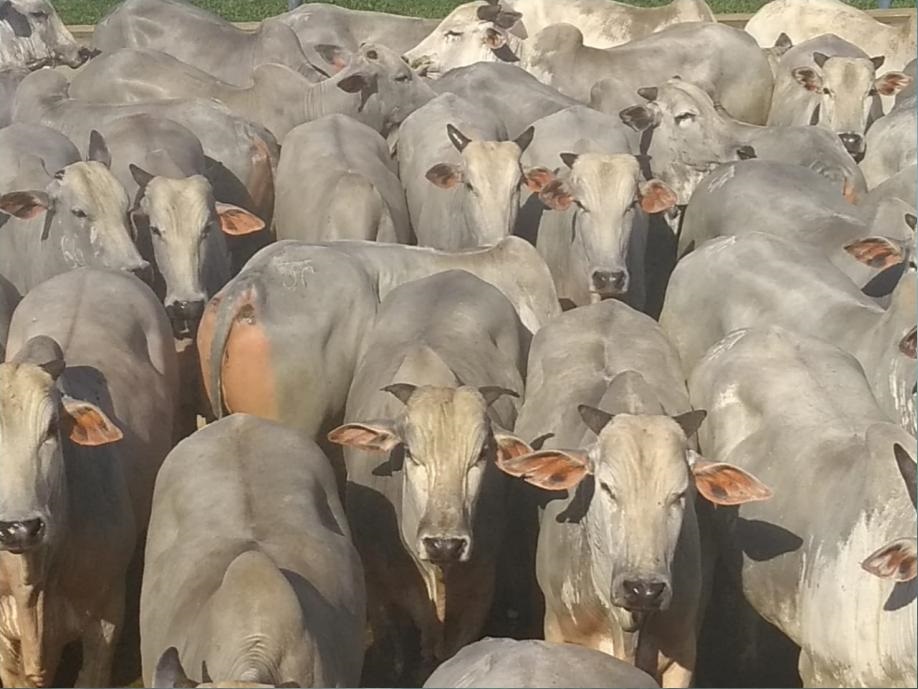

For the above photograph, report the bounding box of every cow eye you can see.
[670,490,687,506]
[445,30,463,38]
[574,199,587,212]
[149,225,162,237]
[30,11,49,19]
[599,482,616,501]
[868,87,878,96]
[394,73,411,83]
[71,208,87,219]
[822,87,833,96]
[45,416,58,441]
[674,112,696,124]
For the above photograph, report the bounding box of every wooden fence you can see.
[65,7,916,44]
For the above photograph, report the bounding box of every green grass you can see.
[56,0,915,25]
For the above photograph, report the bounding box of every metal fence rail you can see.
[65,7,916,44]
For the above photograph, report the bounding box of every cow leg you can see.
[0,635,25,688]
[74,582,124,687]
[660,659,694,689]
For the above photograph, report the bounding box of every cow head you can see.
[792,53,911,160]
[129,166,264,341]
[1,0,93,69]
[425,124,544,244]
[329,384,529,565]
[498,390,770,626]
[0,336,122,555]
[404,0,525,78]
[153,647,300,688]
[534,153,675,303]
[0,131,150,282]
[861,444,917,583]
[328,42,435,134]
[618,79,757,205]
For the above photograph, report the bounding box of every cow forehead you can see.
[823,57,876,88]
[595,414,690,482]
[463,141,523,168]
[571,154,640,195]
[61,161,129,212]
[0,364,56,427]
[145,175,213,231]
[403,387,490,446]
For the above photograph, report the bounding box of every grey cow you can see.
[0,0,93,70]
[275,115,410,244]
[141,414,365,688]
[610,78,866,202]
[0,267,178,686]
[677,160,915,287]
[501,301,770,688]
[689,325,916,687]
[526,22,773,124]
[13,68,278,226]
[398,93,542,250]
[278,2,438,55]
[0,129,149,298]
[424,638,659,688]
[516,106,676,309]
[0,66,29,127]
[0,122,79,192]
[767,33,911,160]
[328,270,531,683]
[660,232,916,432]
[93,0,322,86]
[860,94,917,189]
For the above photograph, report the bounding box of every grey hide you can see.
[660,232,916,432]
[516,106,675,310]
[432,62,580,139]
[397,92,539,249]
[12,68,279,226]
[328,270,529,683]
[678,160,915,287]
[321,237,562,334]
[275,115,410,244]
[92,0,323,86]
[0,267,178,685]
[506,300,768,687]
[0,0,92,70]
[688,325,916,687]
[611,78,866,202]
[860,95,917,190]
[278,2,438,55]
[526,22,773,124]
[423,638,659,688]
[0,66,28,127]
[141,414,365,687]
[859,164,917,223]
[0,122,79,192]
[0,129,149,298]
[767,33,912,160]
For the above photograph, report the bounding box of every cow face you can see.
[861,444,917,583]
[0,337,122,554]
[404,1,524,78]
[537,153,675,303]
[332,43,435,134]
[792,53,911,160]
[498,403,770,625]
[619,79,757,205]
[425,124,543,245]
[0,0,90,68]
[129,168,264,340]
[153,648,300,689]
[0,132,150,281]
[329,385,529,565]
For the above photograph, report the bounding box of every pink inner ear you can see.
[485,27,506,49]
[426,164,462,189]
[876,73,912,96]
[693,462,773,506]
[0,192,49,220]
[861,538,918,582]
[216,205,266,236]
[639,181,677,214]
[497,450,590,490]
[327,423,399,452]
[539,180,574,211]
[793,68,821,92]
[524,167,555,193]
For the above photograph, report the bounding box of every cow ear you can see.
[523,166,555,193]
[861,261,908,298]
[619,104,659,132]
[691,458,773,506]
[843,236,905,270]
[861,538,917,582]
[874,71,911,97]
[513,125,535,153]
[61,396,124,447]
[485,28,519,62]
[870,55,886,71]
[898,326,916,359]
[153,647,198,688]
[638,179,677,214]
[539,179,575,211]
[327,421,401,452]
[560,152,579,169]
[314,44,350,72]
[893,442,917,508]
[426,163,463,189]
[773,32,793,55]
[578,404,612,436]
[336,72,377,97]
[812,52,830,69]
[792,66,823,92]
[0,190,50,219]
[479,386,519,406]
[493,432,533,465]
[88,130,111,168]
[497,449,592,491]
[215,203,265,236]
[672,409,706,438]
[129,163,155,190]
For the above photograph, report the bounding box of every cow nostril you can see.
[736,145,757,160]
[592,270,627,294]
[423,537,467,563]
[623,579,667,608]
[0,518,45,550]
[838,133,863,151]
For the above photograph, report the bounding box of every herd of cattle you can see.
[0,0,915,687]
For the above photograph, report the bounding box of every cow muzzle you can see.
[0,518,46,553]
[166,299,206,340]
[838,132,865,160]
[613,572,672,612]
[421,535,470,564]
[591,269,629,298]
